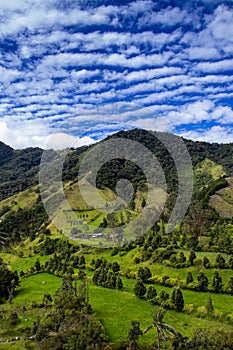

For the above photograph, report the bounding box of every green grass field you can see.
[2,271,232,347]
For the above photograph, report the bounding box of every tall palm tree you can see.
[144,307,177,350]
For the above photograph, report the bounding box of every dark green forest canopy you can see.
[0,129,232,202]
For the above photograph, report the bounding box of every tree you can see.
[203,256,210,268]
[34,258,41,272]
[227,277,233,294]
[146,286,157,301]
[0,259,19,303]
[137,267,145,281]
[215,254,225,269]
[106,270,116,288]
[183,202,212,250]
[116,276,123,290]
[43,293,53,305]
[179,252,186,263]
[228,255,233,269]
[159,290,169,304]
[144,308,177,350]
[137,266,152,283]
[186,271,193,285]
[197,272,208,291]
[79,255,86,269]
[211,270,222,293]
[128,320,143,350]
[144,266,152,283]
[171,287,184,312]
[134,280,147,299]
[189,250,196,265]
[206,295,214,314]
[151,233,162,249]
[112,261,120,273]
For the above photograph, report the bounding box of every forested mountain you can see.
[1,128,232,212]
[0,145,42,201]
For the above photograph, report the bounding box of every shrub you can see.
[197,306,208,317]
[184,304,194,315]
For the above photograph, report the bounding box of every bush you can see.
[214,310,223,320]
[197,306,208,318]
[184,304,194,315]
[226,314,233,323]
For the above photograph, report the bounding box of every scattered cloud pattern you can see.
[0,0,233,148]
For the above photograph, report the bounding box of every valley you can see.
[0,129,233,349]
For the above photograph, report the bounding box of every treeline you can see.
[0,198,49,244]
[92,258,123,290]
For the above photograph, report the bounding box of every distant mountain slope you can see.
[0,141,14,166]
[0,146,43,201]
[209,177,233,218]
[0,129,232,217]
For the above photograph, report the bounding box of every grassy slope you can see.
[209,177,233,218]
[195,158,225,181]
[1,267,233,348]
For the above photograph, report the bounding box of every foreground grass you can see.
[89,280,233,346]
[1,267,233,348]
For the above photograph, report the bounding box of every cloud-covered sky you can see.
[0,0,233,148]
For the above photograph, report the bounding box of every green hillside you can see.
[0,129,233,349]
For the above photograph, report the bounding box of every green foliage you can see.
[186,271,193,285]
[0,258,19,303]
[127,320,143,350]
[0,144,42,201]
[134,280,147,299]
[0,199,49,245]
[215,253,225,269]
[211,270,222,293]
[190,328,233,349]
[203,256,210,268]
[146,286,157,301]
[35,277,109,350]
[92,258,122,290]
[188,250,196,265]
[137,266,152,283]
[206,295,214,314]
[39,237,78,256]
[197,272,209,291]
[171,287,184,312]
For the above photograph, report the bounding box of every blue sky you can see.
[0,0,233,148]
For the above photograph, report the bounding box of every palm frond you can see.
[143,325,153,334]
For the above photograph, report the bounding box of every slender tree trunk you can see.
[156,325,160,350]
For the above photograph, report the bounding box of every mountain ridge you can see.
[0,129,232,204]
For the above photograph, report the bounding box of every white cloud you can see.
[46,133,95,150]
[186,46,220,60]
[0,120,50,149]
[211,105,233,124]
[0,120,95,149]
[195,59,233,72]
[179,125,233,144]
[131,117,174,132]
[124,66,183,82]
[0,1,232,148]
[140,6,200,28]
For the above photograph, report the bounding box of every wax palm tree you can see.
[144,307,177,350]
